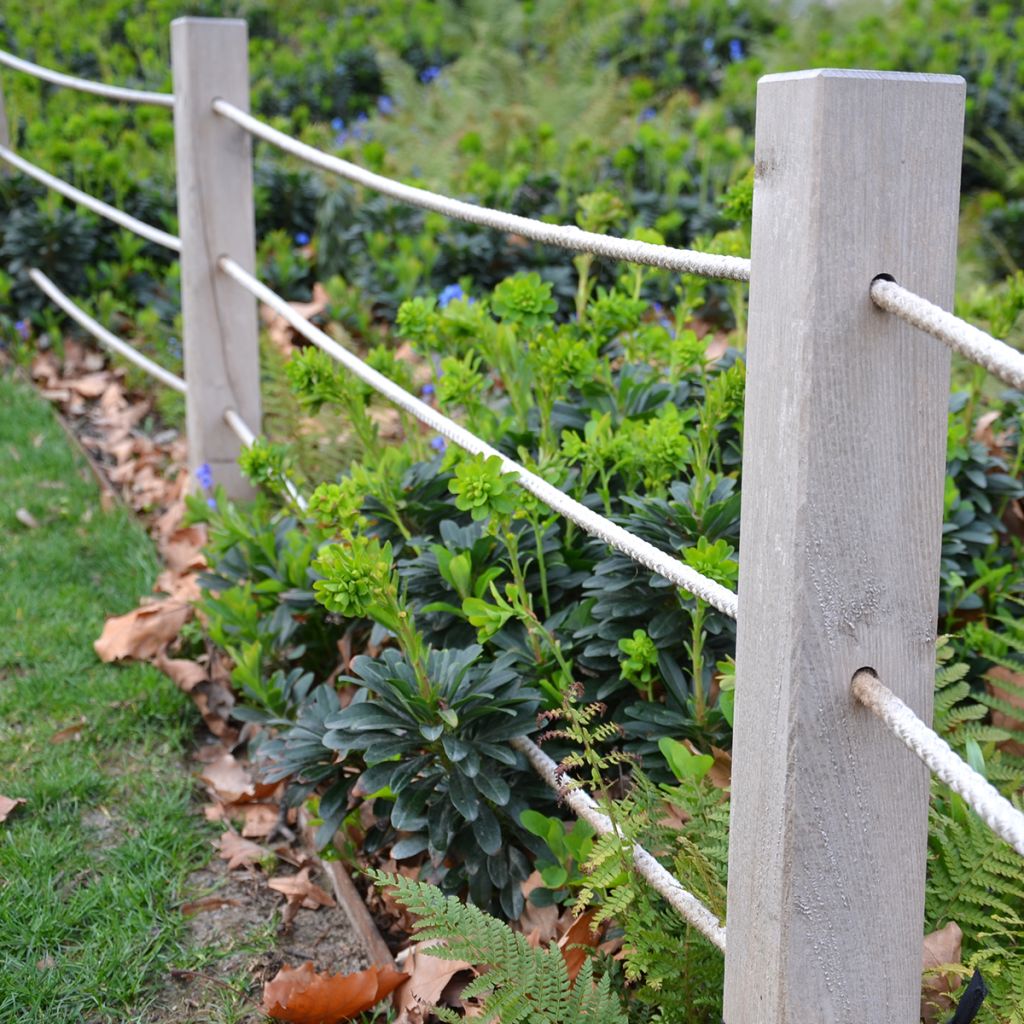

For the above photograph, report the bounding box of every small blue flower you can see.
[702,37,715,54]
[638,106,657,123]
[195,462,214,490]
[728,38,744,62]
[295,231,311,246]
[351,113,371,141]
[334,130,349,146]
[420,65,441,84]
[15,318,30,340]
[207,496,218,509]
[430,436,447,452]
[438,283,464,308]
[330,117,345,132]
[377,95,395,115]
[421,383,435,398]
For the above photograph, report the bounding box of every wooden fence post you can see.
[170,17,259,499]
[724,71,965,1023]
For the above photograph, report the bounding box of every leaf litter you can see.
[27,338,381,1022]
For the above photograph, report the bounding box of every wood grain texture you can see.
[723,70,964,1023]
[171,18,259,498]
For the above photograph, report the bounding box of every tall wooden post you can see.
[724,71,964,1022]
[171,17,259,498]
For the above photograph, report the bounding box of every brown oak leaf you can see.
[262,961,407,1023]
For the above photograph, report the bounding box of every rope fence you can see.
[28,268,187,393]
[852,670,1024,857]
[0,48,174,107]
[0,144,181,252]
[511,734,728,951]
[212,99,752,283]
[217,254,740,618]
[871,276,1024,392]
[6,33,1024,1019]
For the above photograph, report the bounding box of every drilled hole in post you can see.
[872,273,896,284]
[851,667,879,704]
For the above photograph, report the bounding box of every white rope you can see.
[0,144,181,253]
[223,407,257,447]
[871,277,1024,392]
[29,268,187,394]
[222,407,308,511]
[510,735,727,950]
[218,256,739,618]
[212,100,751,283]
[0,49,174,108]
[852,671,1024,858]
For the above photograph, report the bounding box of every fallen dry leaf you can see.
[181,895,242,916]
[51,719,86,743]
[393,943,473,1020]
[69,372,112,398]
[263,961,407,1024]
[201,753,258,803]
[558,910,603,983]
[708,745,732,790]
[268,867,336,910]
[154,651,207,693]
[921,921,963,1024]
[15,508,40,529]
[261,283,329,358]
[0,796,26,823]
[238,802,282,839]
[200,753,278,804]
[161,525,207,575]
[94,598,192,662]
[217,830,273,871]
[519,871,560,946]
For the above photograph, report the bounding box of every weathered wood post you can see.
[725,70,964,1023]
[171,17,259,498]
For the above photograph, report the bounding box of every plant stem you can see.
[532,517,552,619]
[690,599,707,725]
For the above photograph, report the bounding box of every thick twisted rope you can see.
[871,277,1024,392]
[852,671,1024,858]
[29,268,187,393]
[218,256,739,618]
[0,145,181,252]
[212,100,751,283]
[0,49,174,107]
[511,735,727,951]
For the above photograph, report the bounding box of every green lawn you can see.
[0,370,209,1022]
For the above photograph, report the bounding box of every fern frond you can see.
[369,871,629,1024]
[926,794,1024,948]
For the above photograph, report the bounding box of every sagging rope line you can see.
[218,255,740,619]
[852,671,1024,858]
[216,416,726,946]
[212,99,751,284]
[511,735,728,951]
[0,144,181,253]
[0,49,174,108]
[222,407,308,511]
[871,277,1024,392]
[29,268,187,394]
